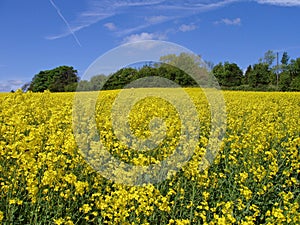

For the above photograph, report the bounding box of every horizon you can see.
[1,0,300,92]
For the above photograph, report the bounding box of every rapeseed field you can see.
[0,89,299,224]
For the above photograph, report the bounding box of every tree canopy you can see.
[211,50,300,91]
[212,62,243,87]
[99,62,198,90]
[28,66,79,92]
[23,50,300,92]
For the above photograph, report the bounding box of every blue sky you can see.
[1,0,300,91]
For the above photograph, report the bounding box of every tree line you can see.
[23,66,79,92]
[76,64,199,92]
[23,51,300,92]
[212,51,300,91]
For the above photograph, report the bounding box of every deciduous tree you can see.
[28,66,79,92]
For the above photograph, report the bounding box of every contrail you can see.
[49,0,82,47]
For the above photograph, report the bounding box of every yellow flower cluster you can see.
[0,89,299,224]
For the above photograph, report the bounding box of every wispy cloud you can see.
[46,1,113,40]
[104,22,117,31]
[145,15,169,24]
[47,0,238,40]
[7,80,24,86]
[48,0,82,46]
[0,80,24,92]
[114,1,234,37]
[0,84,11,92]
[47,0,164,40]
[47,0,300,42]
[115,0,165,7]
[115,15,176,37]
[179,24,197,32]
[116,24,153,37]
[123,32,166,44]
[155,0,239,11]
[256,0,300,7]
[214,18,241,26]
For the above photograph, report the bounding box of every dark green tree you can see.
[278,71,292,91]
[28,66,79,92]
[278,52,290,75]
[29,71,50,92]
[157,63,197,87]
[138,65,159,78]
[289,58,300,79]
[212,63,225,86]
[64,82,78,92]
[288,58,300,91]
[224,62,243,86]
[290,77,300,91]
[48,66,79,92]
[212,62,243,87]
[243,65,252,85]
[99,60,200,90]
[102,68,138,90]
[248,63,271,88]
[281,52,290,65]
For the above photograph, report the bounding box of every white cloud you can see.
[47,0,300,41]
[47,0,166,40]
[123,32,166,44]
[113,0,165,7]
[0,84,11,92]
[256,0,300,7]
[47,0,238,40]
[0,80,25,92]
[8,80,24,86]
[117,15,179,36]
[116,24,153,36]
[179,24,197,32]
[214,18,241,25]
[104,22,117,31]
[145,15,169,24]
